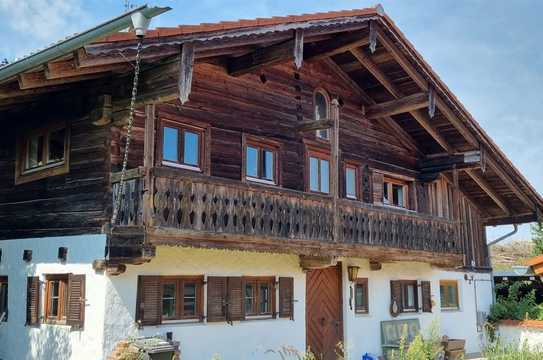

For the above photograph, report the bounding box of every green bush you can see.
[488,281,543,323]
[389,322,443,360]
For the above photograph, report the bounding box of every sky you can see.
[1,0,541,243]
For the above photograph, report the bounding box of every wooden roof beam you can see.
[45,60,129,80]
[321,58,421,155]
[465,169,511,215]
[18,71,104,90]
[485,156,536,211]
[304,30,370,62]
[374,26,479,148]
[350,47,452,154]
[228,37,296,76]
[365,92,428,119]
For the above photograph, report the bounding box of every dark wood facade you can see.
[1,7,541,271]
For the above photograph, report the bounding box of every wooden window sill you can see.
[160,318,203,325]
[162,161,202,172]
[244,315,274,321]
[441,307,460,312]
[246,177,276,186]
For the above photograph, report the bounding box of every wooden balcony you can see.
[111,167,464,267]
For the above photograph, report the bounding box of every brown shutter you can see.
[26,276,40,326]
[227,277,244,322]
[373,172,384,204]
[136,276,161,326]
[361,165,373,203]
[66,274,85,329]
[279,277,294,320]
[207,276,227,322]
[390,280,402,316]
[421,281,432,313]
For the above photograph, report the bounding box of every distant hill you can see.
[490,240,533,271]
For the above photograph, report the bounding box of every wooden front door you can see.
[306,264,343,360]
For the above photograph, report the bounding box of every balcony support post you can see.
[143,103,156,227]
[331,98,340,242]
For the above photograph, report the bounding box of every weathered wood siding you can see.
[0,102,111,240]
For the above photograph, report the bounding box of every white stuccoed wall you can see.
[0,234,107,360]
[102,246,306,360]
[341,259,493,359]
[498,323,543,350]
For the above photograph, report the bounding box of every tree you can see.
[531,222,543,255]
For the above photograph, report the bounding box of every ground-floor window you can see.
[440,280,460,310]
[160,276,204,321]
[45,274,69,323]
[0,276,7,322]
[243,277,275,317]
[354,278,369,314]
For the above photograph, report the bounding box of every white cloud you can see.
[0,0,90,58]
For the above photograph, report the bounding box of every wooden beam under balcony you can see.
[365,92,428,119]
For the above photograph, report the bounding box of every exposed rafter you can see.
[18,71,104,90]
[45,60,129,80]
[350,47,453,154]
[465,169,510,215]
[321,58,421,155]
[304,30,370,62]
[365,92,428,119]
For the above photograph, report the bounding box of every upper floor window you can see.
[314,89,330,140]
[243,136,279,185]
[383,177,408,208]
[161,122,204,172]
[0,276,7,322]
[345,164,359,199]
[16,123,70,184]
[308,151,330,194]
[440,280,459,310]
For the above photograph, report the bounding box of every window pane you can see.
[314,92,327,121]
[26,135,44,169]
[440,285,446,307]
[184,131,199,166]
[262,150,274,181]
[245,283,255,314]
[259,283,270,314]
[162,283,177,318]
[448,285,458,307]
[309,157,319,192]
[246,146,259,178]
[183,283,196,316]
[393,184,404,207]
[48,128,65,163]
[355,284,366,309]
[407,285,415,308]
[163,127,179,162]
[383,182,390,204]
[346,168,356,198]
[320,159,329,194]
[0,283,7,321]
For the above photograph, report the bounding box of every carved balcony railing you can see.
[109,168,462,255]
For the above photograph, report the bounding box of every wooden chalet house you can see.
[0,5,542,360]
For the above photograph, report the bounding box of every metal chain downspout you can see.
[111,38,144,226]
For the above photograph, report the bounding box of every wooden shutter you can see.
[26,276,40,326]
[421,281,432,313]
[372,172,384,204]
[390,280,402,316]
[207,276,227,322]
[66,274,85,329]
[136,276,161,326]
[227,277,244,322]
[361,165,373,203]
[279,277,294,320]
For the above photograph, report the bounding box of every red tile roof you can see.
[96,7,380,43]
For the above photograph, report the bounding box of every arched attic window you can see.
[314,89,330,140]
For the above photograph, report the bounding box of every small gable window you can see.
[314,89,330,140]
[161,122,205,172]
[16,123,70,184]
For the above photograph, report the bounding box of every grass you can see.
[483,340,543,360]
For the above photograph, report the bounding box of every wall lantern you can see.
[348,265,360,310]
[347,265,360,282]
